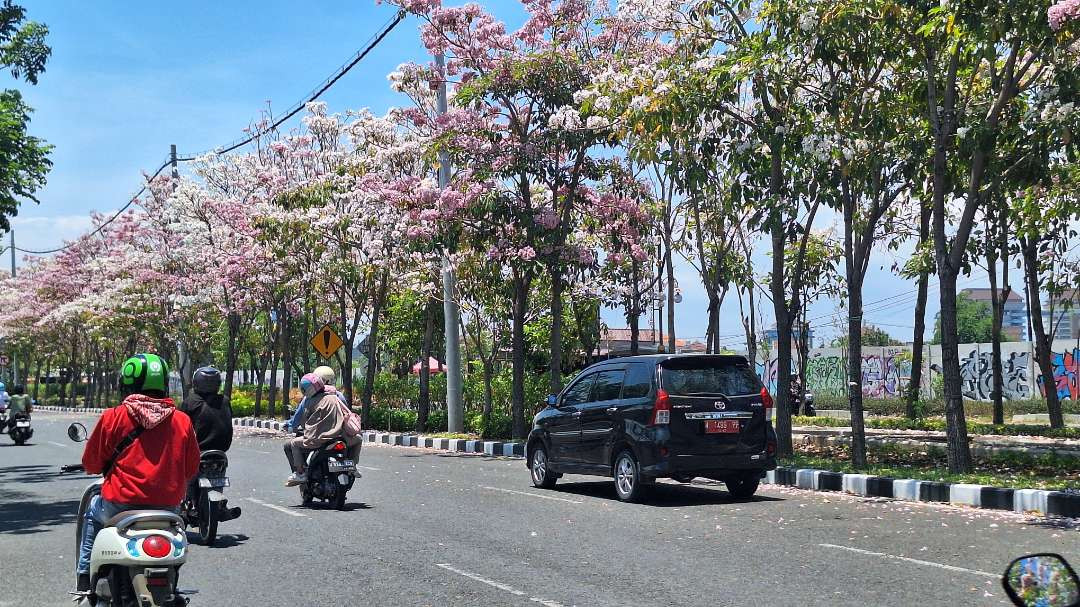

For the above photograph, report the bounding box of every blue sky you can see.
[10,0,996,346]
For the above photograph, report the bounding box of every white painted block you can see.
[765,470,777,485]
[465,440,478,452]
[433,438,448,450]
[796,469,819,490]
[1013,489,1050,514]
[950,483,985,507]
[842,474,870,496]
[483,442,497,456]
[892,479,921,502]
[502,443,517,457]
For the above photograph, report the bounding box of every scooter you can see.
[181,451,241,546]
[1002,553,1079,606]
[8,411,32,445]
[299,439,358,510]
[61,423,192,607]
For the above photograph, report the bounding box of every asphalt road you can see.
[2,413,1077,607]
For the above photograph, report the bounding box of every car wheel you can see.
[725,474,760,499]
[530,445,557,489]
[613,450,648,503]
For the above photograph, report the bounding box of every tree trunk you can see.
[844,202,868,469]
[1023,240,1064,428]
[906,200,932,418]
[482,358,494,421]
[936,270,973,472]
[548,265,564,395]
[629,300,641,356]
[222,311,242,404]
[363,272,389,423]
[278,310,293,418]
[511,274,529,439]
[265,315,281,419]
[417,297,436,433]
[771,223,794,458]
[666,242,676,354]
[32,357,44,402]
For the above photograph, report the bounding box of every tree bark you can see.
[906,200,932,419]
[417,297,436,433]
[548,265,564,395]
[771,220,794,458]
[1023,239,1064,428]
[363,272,389,424]
[511,273,530,439]
[844,200,868,469]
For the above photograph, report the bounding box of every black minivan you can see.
[526,354,777,502]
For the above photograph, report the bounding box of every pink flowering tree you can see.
[387,0,651,437]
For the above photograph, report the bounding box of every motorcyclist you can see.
[178,366,233,452]
[0,382,10,414]
[285,372,362,486]
[284,365,345,432]
[75,353,200,593]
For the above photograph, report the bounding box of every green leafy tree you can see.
[931,292,1006,345]
[0,1,51,229]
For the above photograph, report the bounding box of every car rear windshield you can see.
[659,358,761,397]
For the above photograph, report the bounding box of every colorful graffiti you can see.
[861,353,907,398]
[756,358,780,395]
[1039,348,1079,401]
[959,350,1032,401]
[805,356,847,397]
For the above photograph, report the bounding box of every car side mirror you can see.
[546,394,558,407]
[67,422,87,443]
[1003,553,1080,607]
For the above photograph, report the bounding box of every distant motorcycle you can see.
[7,411,32,445]
[181,450,241,545]
[299,439,358,510]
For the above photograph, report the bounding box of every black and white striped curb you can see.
[360,431,526,457]
[228,417,527,458]
[36,405,107,414]
[764,466,1080,518]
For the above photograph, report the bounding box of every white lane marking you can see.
[244,497,308,518]
[436,563,566,606]
[48,441,69,449]
[479,486,583,504]
[356,465,381,471]
[819,543,996,578]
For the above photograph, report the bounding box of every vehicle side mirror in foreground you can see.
[1003,553,1080,607]
[546,394,558,407]
[67,422,87,443]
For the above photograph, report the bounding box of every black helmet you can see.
[120,353,170,398]
[192,366,222,395]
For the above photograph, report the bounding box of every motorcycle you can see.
[180,451,241,546]
[62,423,191,607]
[1003,553,1079,606]
[7,411,32,445]
[285,424,358,510]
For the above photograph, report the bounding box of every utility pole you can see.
[170,144,190,398]
[436,53,464,433]
[9,229,15,387]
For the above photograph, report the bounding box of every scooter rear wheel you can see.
[197,493,218,545]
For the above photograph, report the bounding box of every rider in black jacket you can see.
[179,366,233,452]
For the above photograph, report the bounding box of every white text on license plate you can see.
[328,460,354,470]
[15,421,30,427]
[705,420,740,434]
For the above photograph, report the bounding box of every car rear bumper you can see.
[641,451,776,478]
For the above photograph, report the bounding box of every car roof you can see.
[584,353,751,369]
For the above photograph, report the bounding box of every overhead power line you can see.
[19,9,407,256]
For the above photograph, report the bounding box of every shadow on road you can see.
[0,464,83,485]
[340,502,372,511]
[0,492,80,535]
[190,533,250,549]
[548,481,784,507]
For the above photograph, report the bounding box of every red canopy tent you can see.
[411,357,447,375]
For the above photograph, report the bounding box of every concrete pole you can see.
[9,229,15,387]
[436,53,464,433]
[170,145,190,399]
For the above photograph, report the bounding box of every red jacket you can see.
[82,394,201,506]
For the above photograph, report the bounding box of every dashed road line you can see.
[436,563,566,606]
[478,485,582,504]
[818,543,996,578]
[356,465,381,471]
[47,441,69,449]
[245,497,308,518]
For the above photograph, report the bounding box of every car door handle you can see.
[606,407,619,413]
[571,411,582,417]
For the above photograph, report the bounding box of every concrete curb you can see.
[36,405,108,414]
[228,417,527,458]
[763,466,1080,518]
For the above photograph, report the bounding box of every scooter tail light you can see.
[141,534,172,558]
[333,441,346,452]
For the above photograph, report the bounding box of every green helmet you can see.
[119,353,170,397]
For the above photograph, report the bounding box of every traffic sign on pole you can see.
[310,325,344,360]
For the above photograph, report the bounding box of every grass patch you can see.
[423,432,477,440]
[782,442,1080,491]
[792,415,1080,440]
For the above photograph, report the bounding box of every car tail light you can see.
[332,441,346,452]
[650,389,671,425]
[760,387,773,411]
[141,535,171,558]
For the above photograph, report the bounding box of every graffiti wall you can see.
[757,340,1077,402]
[1039,347,1079,401]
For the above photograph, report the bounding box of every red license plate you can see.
[705,420,740,434]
